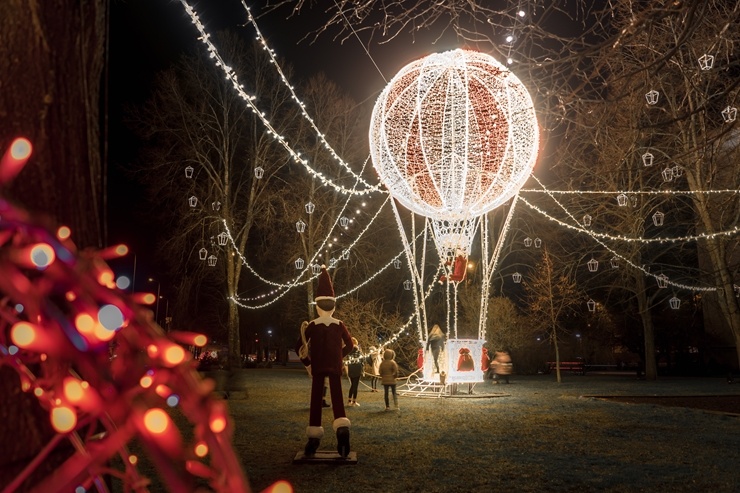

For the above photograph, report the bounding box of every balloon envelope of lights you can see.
[369,49,539,230]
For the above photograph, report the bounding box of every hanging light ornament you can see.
[311,264,322,275]
[369,49,539,259]
[645,90,659,105]
[641,152,654,167]
[672,165,683,178]
[512,272,522,283]
[698,54,714,71]
[657,274,668,289]
[254,166,264,179]
[188,196,198,208]
[295,220,306,233]
[583,214,592,227]
[329,258,338,268]
[212,201,221,211]
[662,167,674,182]
[185,166,194,178]
[587,258,599,272]
[616,194,628,207]
[342,249,350,260]
[217,232,228,246]
[652,211,665,227]
[587,299,596,312]
[669,296,681,310]
[207,255,217,267]
[721,106,737,123]
[304,202,315,214]
[403,280,413,290]
[199,248,207,260]
[610,257,619,269]
[534,238,542,248]
[294,258,305,270]
[524,237,533,247]
[339,216,349,228]
[393,258,402,269]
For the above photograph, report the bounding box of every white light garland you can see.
[518,195,739,244]
[521,177,728,292]
[520,189,740,195]
[177,0,383,197]
[236,0,382,193]
[229,195,392,309]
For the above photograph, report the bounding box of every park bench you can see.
[547,361,585,375]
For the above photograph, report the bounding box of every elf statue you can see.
[295,265,354,457]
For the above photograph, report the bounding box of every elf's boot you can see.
[304,426,323,457]
[333,417,351,458]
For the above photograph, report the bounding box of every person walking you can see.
[346,338,363,407]
[367,346,382,392]
[426,324,445,374]
[492,350,513,384]
[379,348,400,411]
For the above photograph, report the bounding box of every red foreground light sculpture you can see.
[0,139,287,492]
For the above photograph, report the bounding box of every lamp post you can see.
[132,254,137,293]
[267,329,272,361]
[161,296,170,331]
[148,277,161,325]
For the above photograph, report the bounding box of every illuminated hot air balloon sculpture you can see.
[370,49,539,385]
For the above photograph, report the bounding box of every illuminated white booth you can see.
[402,338,487,397]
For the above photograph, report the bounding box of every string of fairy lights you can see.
[0,139,254,491]
[237,157,375,290]
[174,0,739,351]
[517,195,740,244]
[228,195,391,310]
[519,176,731,293]
[236,0,382,192]
[177,0,384,197]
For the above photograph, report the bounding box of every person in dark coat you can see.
[346,338,364,407]
[426,324,445,374]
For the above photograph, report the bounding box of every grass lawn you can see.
[121,368,740,492]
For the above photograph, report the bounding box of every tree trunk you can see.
[553,327,562,384]
[687,176,740,372]
[227,250,241,370]
[0,1,107,487]
[0,0,106,248]
[635,275,658,380]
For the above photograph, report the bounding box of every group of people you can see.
[295,266,513,459]
[344,343,400,411]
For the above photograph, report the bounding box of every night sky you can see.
[107,0,465,289]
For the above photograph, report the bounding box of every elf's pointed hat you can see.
[315,265,335,303]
